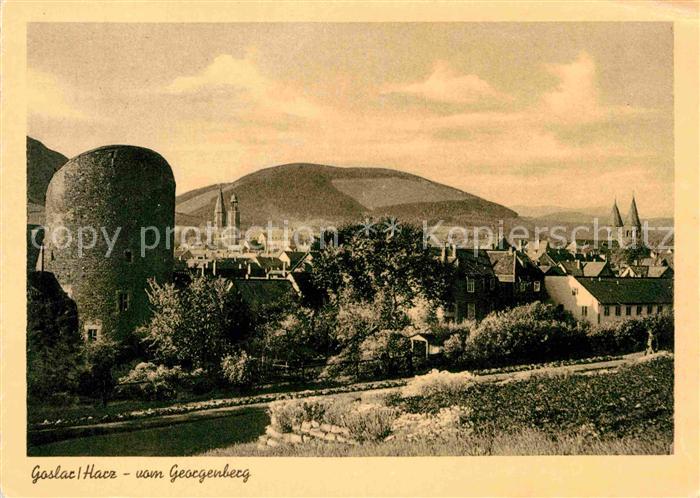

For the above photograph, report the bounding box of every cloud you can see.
[541,51,651,124]
[382,60,512,104]
[165,54,322,119]
[27,68,86,120]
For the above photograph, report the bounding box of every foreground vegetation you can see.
[28,218,673,421]
[206,354,673,456]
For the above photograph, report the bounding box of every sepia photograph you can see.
[23,21,679,459]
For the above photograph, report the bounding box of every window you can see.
[571,288,578,296]
[657,305,663,314]
[534,281,541,292]
[519,281,527,292]
[625,306,632,316]
[124,249,133,263]
[615,305,621,316]
[117,291,130,312]
[647,304,653,314]
[581,306,588,317]
[84,322,101,342]
[466,278,475,293]
[604,306,610,316]
[467,302,476,320]
[636,305,643,315]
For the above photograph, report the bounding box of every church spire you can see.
[626,195,642,229]
[610,200,623,227]
[214,185,226,229]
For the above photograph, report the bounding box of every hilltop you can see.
[175,163,517,227]
[27,137,68,224]
[25,141,519,228]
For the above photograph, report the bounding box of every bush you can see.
[465,302,587,368]
[644,311,674,351]
[586,322,620,356]
[614,319,648,354]
[343,404,398,442]
[401,369,476,398]
[269,397,334,432]
[359,330,412,379]
[587,311,674,355]
[268,396,397,441]
[221,351,257,390]
[118,362,186,400]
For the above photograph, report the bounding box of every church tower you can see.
[610,200,624,228]
[623,195,642,246]
[227,193,241,244]
[214,186,226,229]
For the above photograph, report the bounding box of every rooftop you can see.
[576,277,673,304]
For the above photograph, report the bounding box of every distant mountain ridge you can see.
[175,163,518,227]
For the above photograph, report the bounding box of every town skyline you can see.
[28,23,673,216]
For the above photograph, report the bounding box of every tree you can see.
[82,339,120,406]
[311,219,452,328]
[138,276,252,374]
[26,273,83,404]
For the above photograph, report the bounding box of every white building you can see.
[545,276,673,325]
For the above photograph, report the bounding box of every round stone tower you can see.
[43,145,176,343]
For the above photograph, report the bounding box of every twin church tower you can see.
[610,195,643,245]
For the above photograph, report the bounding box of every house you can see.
[278,250,315,272]
[441,247,500,321]
[558,260,615,278]
[487,249,545,306]
[544,276,673,325]
[620,265,674,279]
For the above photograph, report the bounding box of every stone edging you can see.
[257,419,359,449]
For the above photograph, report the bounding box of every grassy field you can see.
[206,355,673,456]
[204,428,669,456]
[28,407,268,456]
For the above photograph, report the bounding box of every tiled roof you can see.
[255,256,284,271]
[626,265,673,278]
[282,251,309,270]
[576,277,673,304]
[453,248,496,276]
[486,250,514,276]
[559,261,612,277]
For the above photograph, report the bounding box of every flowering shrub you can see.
[401,369,475,398]
[221,351,257,389]
[268,396,397,441]
[118,363,187,400]
[343,404,398,442]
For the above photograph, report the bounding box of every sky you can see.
[27,23,674,217]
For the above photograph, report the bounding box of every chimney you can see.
[282,260,287,277]
[213,259,217,276]
[440,243,447,263]
[576,260,582,270]
[450,243,457,259]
